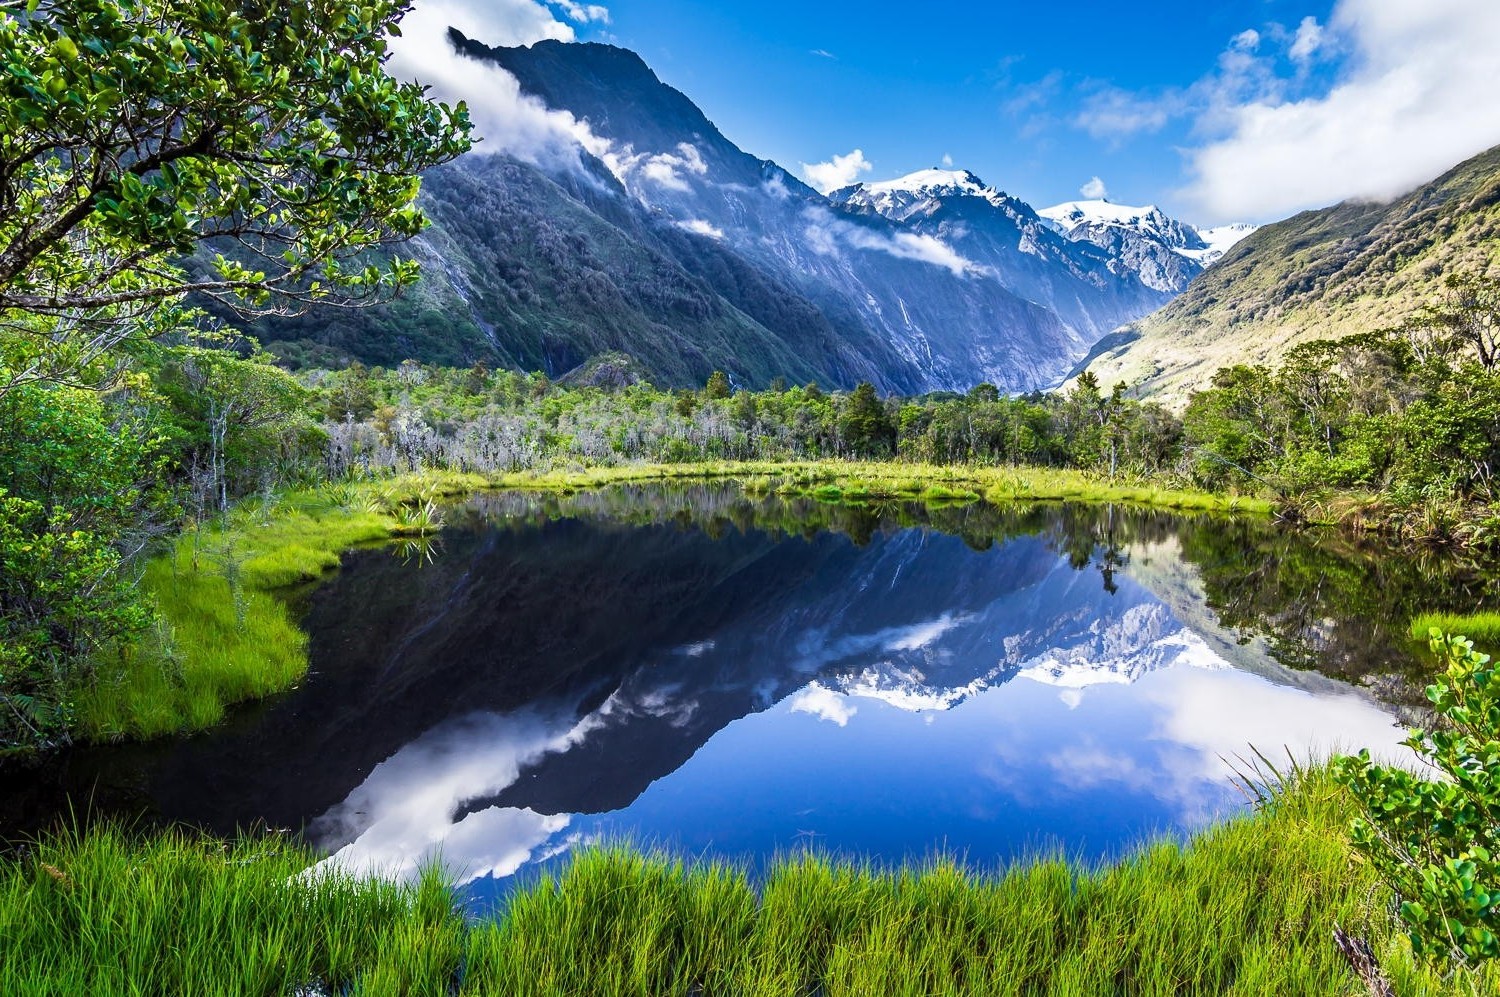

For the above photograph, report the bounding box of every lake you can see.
[3,483,1477,906]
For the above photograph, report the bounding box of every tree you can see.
[0,0,472,394]
[0,0,470,751]
[704,369,731,400]
[153,342,318,512]
[0,383,163,750]
[1430,274,1500,371]
[839,381,895,459]
[968,382,1000,404]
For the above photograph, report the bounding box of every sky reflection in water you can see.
[297,498,1410,903]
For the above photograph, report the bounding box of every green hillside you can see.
[1081,144,1500,405]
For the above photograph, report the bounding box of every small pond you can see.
[5,484,1490,908]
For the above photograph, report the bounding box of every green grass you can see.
[0,824,464,996]
[463,767,1433,996]
[490,460,1274,516]
[74,471,487,742]
[1410,612,1500,650]
[5,769,1495,994]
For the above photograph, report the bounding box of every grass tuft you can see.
[1409,612,1500,649]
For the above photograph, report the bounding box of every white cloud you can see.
[803,208,978,276]
[677,219,725,239]
[941,153,954,167]
[1230,28,1261,52]
[1080,176,1108,199]
[1181,0,1500,222]
[811,48,837,60]
[789,684,857,727]
[384,0,613,170]
[311,707,603,882]
[635,143,709,191]
[550,0,610,24]
[1074,86,1185,141]
[1289,16,1324,62]
[885,613,970,652]
[801,149,874,194]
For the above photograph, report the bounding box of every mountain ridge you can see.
[1077,142,1500,405]
[253,36,1249,393]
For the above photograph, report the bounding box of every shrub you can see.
[1335,631,1500,968]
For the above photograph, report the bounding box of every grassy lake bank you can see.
[2,768,1490,995]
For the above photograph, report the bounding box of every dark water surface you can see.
[6,485,1489,904]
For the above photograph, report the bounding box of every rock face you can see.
[1074,144,1500,406]
[253,37,1243,392]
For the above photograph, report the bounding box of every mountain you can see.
[243,152,916,389]
[1076,143,1500,405]
[253,38,1207,393]
[829,170,1179,340]
[1037,199,1257,292]
[459,38,1095,392]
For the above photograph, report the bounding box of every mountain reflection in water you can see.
[8,485,1466,893]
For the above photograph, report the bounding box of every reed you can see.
[0,824,463,996]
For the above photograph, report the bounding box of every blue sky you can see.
[395,0,1500,225]
[596,1,1341,220]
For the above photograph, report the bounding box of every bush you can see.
[1335,631,1500,968]
[0,494,149,752]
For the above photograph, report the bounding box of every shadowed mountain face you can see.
[7,486,1472,887]
[251,38,1210,393]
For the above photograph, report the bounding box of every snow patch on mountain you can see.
[1185,223,1259,264]
[1015,604,1228,691]
[1039,199,1257,267]
[833,168,1021,220]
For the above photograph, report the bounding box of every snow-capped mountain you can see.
[1038,199,1258,292]
[839,168,1017,218]
[429,38,1108,392]
[830,169,1179,341]
[252,35,1243,392]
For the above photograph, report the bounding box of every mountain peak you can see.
[859,168,993,198]
[1039,199,1169,232]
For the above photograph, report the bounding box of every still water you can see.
[9,484,1477,904]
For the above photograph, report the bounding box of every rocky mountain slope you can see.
[1077,143,1500,405]
[830,170,1183,341]
[255,37,1220,392]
